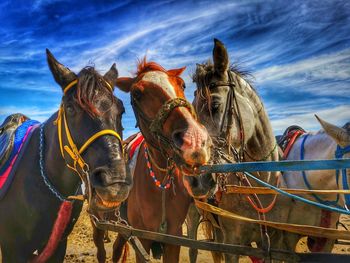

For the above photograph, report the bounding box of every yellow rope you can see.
[195,200,350,240]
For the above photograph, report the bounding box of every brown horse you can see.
[92,58,212,263]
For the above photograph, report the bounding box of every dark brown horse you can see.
[92,58,212,263]
[0,50,132,262]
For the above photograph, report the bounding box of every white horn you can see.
[315,115,350,147]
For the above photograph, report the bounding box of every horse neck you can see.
[301,131,336,159]
[233,74,279,185]
[43,113,81,197]
[234,74,277,162]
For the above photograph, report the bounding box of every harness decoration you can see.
[0,118,39,199]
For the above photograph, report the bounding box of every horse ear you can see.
[115,77,135,93]
[213,38,229,75]
[167,67,186,76]
[104,63,119,89]
[46,49,77,90]
[315,115,350,147]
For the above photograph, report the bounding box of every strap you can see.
[300,134,340,207]
[195,200,350,241]
[335,145,350,207]
[149,98,196,134]
[159,189,168,234]
[63,79,113,94]
[79,129,122,155]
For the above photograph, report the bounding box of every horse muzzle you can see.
[89,163,132,211]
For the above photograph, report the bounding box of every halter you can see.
[203,70,277,248]
[130,92,196,160]
[53,79,123,201]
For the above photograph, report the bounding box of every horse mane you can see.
[343,122,350,133]
[75,66,115,117]
[192,61,258,115]
[136,57,167,76]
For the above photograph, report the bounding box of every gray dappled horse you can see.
[184,39,350,262]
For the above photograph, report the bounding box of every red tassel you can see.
[249,256,264,263]
[32,201,73,263]
[121,243,129,263]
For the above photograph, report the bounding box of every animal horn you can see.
[315,114,350,147]
[46,49,76,90]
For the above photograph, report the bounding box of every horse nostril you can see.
[172,129,185,147]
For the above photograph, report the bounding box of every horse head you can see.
[115,58,211,174]
[185,39,278,199]
[47,50,132,212]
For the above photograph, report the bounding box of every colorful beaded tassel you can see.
[144,143,171,189]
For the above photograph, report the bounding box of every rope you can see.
[242,171,350,215]
[195,200,350,240]
[300,134,340,207]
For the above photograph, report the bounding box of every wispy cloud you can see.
[0,0,349,137]
[271,105,350,134]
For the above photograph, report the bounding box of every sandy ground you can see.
[62,205,350,263]
[1,206,350,262]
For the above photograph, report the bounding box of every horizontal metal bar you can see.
[95,220,299,262]
[96,220,350,262]
[200,158,350,173]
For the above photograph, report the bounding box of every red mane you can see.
[136,57,167,76]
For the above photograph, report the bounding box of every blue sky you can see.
[0,0,349,137]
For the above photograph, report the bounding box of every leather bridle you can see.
[130,92,197,161]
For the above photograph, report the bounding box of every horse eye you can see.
[211,102,221,113]
[66,104,75,114]
[182,83,186,90]
[132,89,142,100]
[209,83,216,89]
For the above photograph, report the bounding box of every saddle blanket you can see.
[124,132,144,178]
[0,119,39,199]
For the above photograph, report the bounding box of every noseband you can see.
[131,93,196,153]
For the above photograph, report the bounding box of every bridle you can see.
[198,70,278,250]
[51,79,123,204]
[130,83,197,164]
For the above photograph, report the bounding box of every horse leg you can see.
[112,234,127,263]
[162,244,180,263]
[187,203,201,263]
[92,224,107,263]
[212,227,224,263]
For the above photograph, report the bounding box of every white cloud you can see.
[271,105,350,134]
[254,48,350,87]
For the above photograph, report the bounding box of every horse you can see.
[183,38,350,262]
[0,50,132,263]
[281,116,350,253]
[92,58,212,263]
[183,38,289,263]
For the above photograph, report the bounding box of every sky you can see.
[0,0,349,137]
